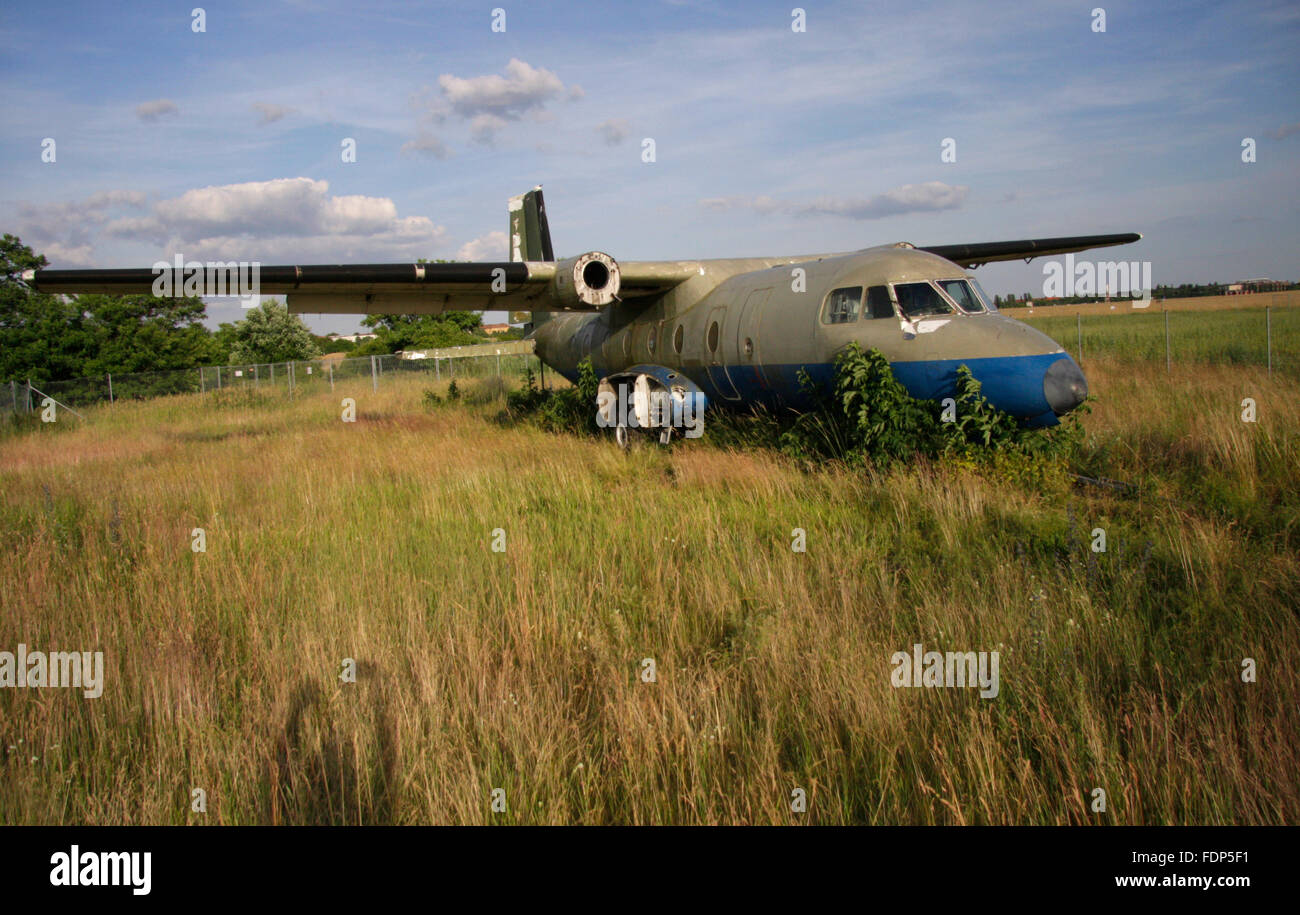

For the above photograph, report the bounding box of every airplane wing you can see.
[25,258,701,315]
[919,233,1142,268]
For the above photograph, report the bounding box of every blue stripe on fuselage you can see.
[698,352,1071,425]
[559,352,1072,426]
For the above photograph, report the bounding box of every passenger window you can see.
[866,285,895,319]
[894,282,955,318]
[938,279,984,313]
[821,286,862,324]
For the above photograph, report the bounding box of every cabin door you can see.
[725,287,771,395]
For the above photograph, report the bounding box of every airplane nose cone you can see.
[1043,357,1088,415]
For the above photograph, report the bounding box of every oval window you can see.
[673,324,684,353]
[707,321,720,353]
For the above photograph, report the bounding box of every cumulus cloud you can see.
[37,242,97,267]
[136,99,179,122]
[19,178,446,265]
[413,58,579,144]
[252,102,293,125]
[456,231,508,261]
[401,133,451,159]
[700,182,969,220]
[15,191,150,263]
[598,118,630,145]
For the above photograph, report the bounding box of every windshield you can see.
[968,277,999,312]
[894,281,955,318]
[937,279,985,313]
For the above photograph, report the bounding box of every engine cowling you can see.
[550,251,620,309]
[597,364,707,442]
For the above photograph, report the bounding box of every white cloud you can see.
[136,99,178,121]
[401,133,451,159]
[456,231,507,261]
[20,178,446,265]
[252,102,293,125]
[469,113,508,143]
[152,177,409,238]
[414,58,580,143]
[439,58,565,118]
[598,118,630,145]
[700,182,969,221]
[15,191,149,261]
[40,242,96,266]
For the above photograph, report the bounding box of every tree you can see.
[354,312,484,355]
[1,235,218,384]
[225,300,322,364]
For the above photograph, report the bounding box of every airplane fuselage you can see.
[532,244,1087,427]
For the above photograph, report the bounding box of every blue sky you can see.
[2,0,1296,333]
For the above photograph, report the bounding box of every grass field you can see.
[1,344,1298,824]
[1016,302,1300,374]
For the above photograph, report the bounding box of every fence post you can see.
[107,373,113,403]
[329,361,334,391]
[270,363,275,387]
[217,366,222,389]
[26,378,32,412]
[1076,313,1082,361]
[370,355,377,393]
[1267,305,1272,375]
[496,350,501,375]
[255,364,260,388]
[1170,309,1180,374]
[10,379,15,413]
[200,367,205,393]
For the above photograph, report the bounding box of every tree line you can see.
[1,235,506,388]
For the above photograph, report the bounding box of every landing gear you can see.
[615,424,629,451]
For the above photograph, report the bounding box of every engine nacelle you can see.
[597,364,707,444]
[551,251,620,309]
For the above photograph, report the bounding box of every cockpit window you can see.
[866,285,895,319]
[938,279,985,313]
[894,282,955,318]
[969,277,999,312]
[821,286,862,324]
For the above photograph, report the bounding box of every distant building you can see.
[1227,278,1285,294]
[326,332,378,343]
[482,323,512,335]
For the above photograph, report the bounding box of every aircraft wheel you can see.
[615,424,629,451]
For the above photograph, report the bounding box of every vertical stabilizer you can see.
[508,186,555,327]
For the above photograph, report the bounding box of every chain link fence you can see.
[4,343,543,416]
[1020,303,1298,375]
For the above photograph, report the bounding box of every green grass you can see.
[1023,306,1300,373]
[0,358,1297,825]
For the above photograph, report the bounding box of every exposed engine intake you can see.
[551,251,620,308]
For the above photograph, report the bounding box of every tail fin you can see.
[508,186,555,328]
[508,186,554,262]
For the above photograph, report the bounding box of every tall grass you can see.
[1,359,1296,824]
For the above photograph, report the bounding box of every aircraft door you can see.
[726,287,771,394]
[705,305,740,401]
